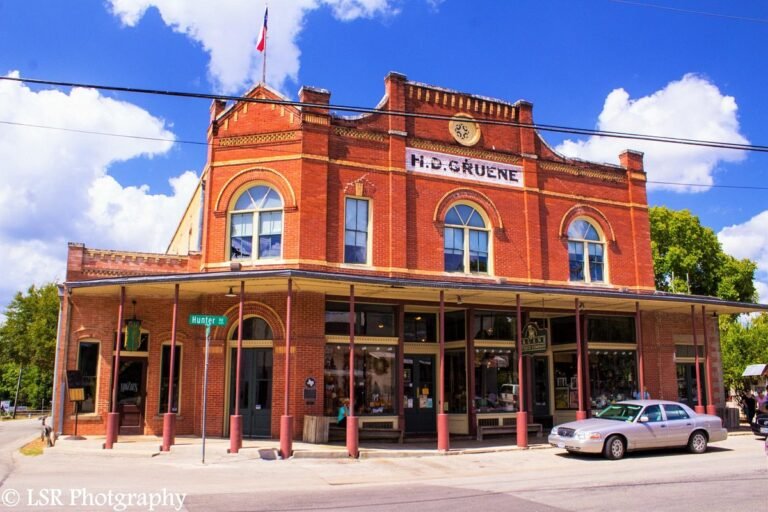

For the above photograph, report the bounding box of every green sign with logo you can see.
[188,314,228,327]
[521,322,548,354]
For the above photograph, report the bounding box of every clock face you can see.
[449,115,480,146]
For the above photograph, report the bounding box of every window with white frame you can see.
[344,197,369,264]
[567,219,605,283]
[444,204,489,273]
[230,185,283,260]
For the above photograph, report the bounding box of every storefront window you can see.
[474,349,518,413]
[445,350,466,413]
[588,316,635,343]
[677,363,707,407]
[158,345,182,414]
[323,344,396,416]
[324,302,396,337]
[589,350,636,409]
[473,311,515,340]
[444,310,466,341]
[404,313,436,342]
[77,341,99,413]
[553,352,579,410]
[550,316,576,345]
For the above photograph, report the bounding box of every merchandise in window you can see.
[588,350,636,409]
[474,349,518,413]
[323,344,396,416]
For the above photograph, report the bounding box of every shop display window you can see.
[324,344,396,416]
[589,350,636,409]
[473,311,515,340]
[324,302,396,337]
[404,313,436,342]
[445,350,467,413]
[474,349,518,413]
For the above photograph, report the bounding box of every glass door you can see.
[403,355,436,434]
[117,358,147,435]
[231,348,273,437]
[532,356,551,427]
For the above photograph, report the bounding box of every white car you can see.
[548,400,727,460]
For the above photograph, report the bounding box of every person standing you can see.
[742,389,757,425]
[337,398,349,428]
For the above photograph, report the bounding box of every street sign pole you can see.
[188,314,227,464]
[202,323,210,464]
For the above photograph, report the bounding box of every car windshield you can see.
[596,403,643,422]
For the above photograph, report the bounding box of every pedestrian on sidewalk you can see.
[741,389,757,425]
[337,398,349,428]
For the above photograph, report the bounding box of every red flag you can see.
[256,7,268,53]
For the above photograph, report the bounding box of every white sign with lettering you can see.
[405,148,524,188]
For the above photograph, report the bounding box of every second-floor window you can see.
[567,219,605,283]
[444,204,489,273]
[344,197,369,264]
[230,185,283,260]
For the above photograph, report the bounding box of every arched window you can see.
[230,185,283,260]
[444,204,489,273]
[567,219,605,283]
[231,317,273,340]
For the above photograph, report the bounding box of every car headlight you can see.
[575,431,602,441]
[551,427,559,435]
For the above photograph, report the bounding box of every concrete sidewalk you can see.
[49,434,552,463]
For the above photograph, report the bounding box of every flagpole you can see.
[262,3,268,85]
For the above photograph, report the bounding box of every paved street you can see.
[0,430,765,511]
[0,419,39,487]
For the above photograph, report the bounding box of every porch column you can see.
[105,286,125,449]
[467,308,477,439]
[691,305,704,414]
[582,312,591,417]
[437,290,450,451]
[230,281,245,454]
[161,284,179,452]
[516,294,528,448]
[702,306,716,415]
[397,305,405,436]
[575,298,586,420]
[635,303,645,400]
[347,285,359,458]
[280,278,293,459]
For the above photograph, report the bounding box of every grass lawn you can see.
[19,438,45,456]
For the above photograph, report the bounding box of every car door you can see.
[663,404,694,446]
[635,405,671,449]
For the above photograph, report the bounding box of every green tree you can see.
[649,206,756,302]
[720,314,768,395]
[0,283,59,409]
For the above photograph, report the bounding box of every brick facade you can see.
[55,74,737,440]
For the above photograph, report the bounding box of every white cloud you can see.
[0,72,195,308]
[719,210,768,304]
[106,0,400,93]
[556,74,749,192]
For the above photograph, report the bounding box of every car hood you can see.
[554,418,632,432]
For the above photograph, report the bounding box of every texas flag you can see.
[256,7,268,53]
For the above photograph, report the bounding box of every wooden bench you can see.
[477,423,543,441]
[328,425,404,444]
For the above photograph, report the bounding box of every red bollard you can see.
[516,411,528,449]
[280,415,293,459]
[161,413,176,452]
[104,412,120,449]
[229,415,242,454]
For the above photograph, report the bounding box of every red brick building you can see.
[52,73,765,453]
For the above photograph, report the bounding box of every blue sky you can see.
[0,0,767,312]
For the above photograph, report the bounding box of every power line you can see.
[1,75,763,153]
[607,0,768,25]
[2,118,767,191]
[2,75,768,191]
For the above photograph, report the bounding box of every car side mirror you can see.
[639,415,649,423]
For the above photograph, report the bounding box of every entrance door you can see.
[404,355,436,434]
[532,356,551,428]
[676,363,707,407]
[117,358,147,435]
[230,348,272,438]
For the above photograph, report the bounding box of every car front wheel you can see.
[687,431,708,454]
[603,435,625,460]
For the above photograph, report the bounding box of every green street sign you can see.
[188,314,228,327]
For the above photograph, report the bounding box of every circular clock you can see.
[449,114,481,146]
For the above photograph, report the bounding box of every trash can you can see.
[302,415,329,443]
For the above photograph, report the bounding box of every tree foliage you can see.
[0,283,59,408]
[720,314,768,395]
[649,206,756,302]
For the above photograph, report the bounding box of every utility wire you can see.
[607,0,768,25]
[1,75,763,153]
[2,75,768,190]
